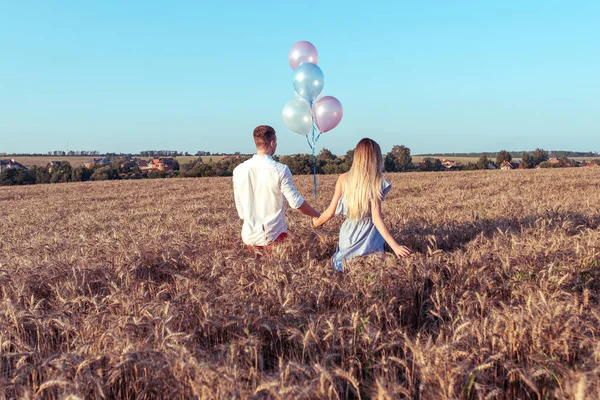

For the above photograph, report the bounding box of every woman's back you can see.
[332,179,392,271]
[311,138,410,270]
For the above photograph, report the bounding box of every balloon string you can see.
[306,135,313,150]
[312,127,317,201]
[309,102,319,201]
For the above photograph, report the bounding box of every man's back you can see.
[233,155,304,245]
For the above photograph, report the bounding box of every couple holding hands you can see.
[233,125,411,271]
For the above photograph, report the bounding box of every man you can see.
[233,125,320,248]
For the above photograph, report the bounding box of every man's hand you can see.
[312,217,319,227]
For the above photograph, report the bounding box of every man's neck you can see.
[256,149,273,156]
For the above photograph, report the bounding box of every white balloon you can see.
[282,99,313,136]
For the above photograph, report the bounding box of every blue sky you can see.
[1,1,599,155]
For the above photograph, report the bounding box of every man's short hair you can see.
[253,125,276,148]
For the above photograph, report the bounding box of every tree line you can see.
[2,147,599,186]
[1,150,236,157]
[4,149,597,159]
[0,156,241,186]
[468,148,599,170]
[417,150,599,159]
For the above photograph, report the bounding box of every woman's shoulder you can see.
[336,172,349,187]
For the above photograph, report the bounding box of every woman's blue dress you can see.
[332,179,392,271]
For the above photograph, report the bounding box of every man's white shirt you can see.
[233,155,304,246]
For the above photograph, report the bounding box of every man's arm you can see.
[280,166,320,218]
[232,171,244,219]
[297,200,320,218]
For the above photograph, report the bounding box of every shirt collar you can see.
[253,154,273,160]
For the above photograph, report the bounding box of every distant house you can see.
[137,160,152,171]
[487,162,497,170]
[500,160,513,170]
[151,157,175,172]
[442,159,458,169]
[0,159,26,173]
[84,158,111,169]
[548,157,561,165]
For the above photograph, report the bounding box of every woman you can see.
[313,138,411,270]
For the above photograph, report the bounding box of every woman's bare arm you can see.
[313,173,346,227]
[371,198,411,258]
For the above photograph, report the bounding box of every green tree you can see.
[539,161,555,168]
[476,154,489,170]
[212,159,233,176]
[16,169,35,185]
[90,166,118,181]
[322,157,346,174]
[72,167,93,182]
[119,160,138,174]
[50,161,73,183]
[384,155,398,172]
[188,163,214,177]
[495,150,512,167]
[322,163,341,174]
[29,165,51,184]
[211,157,247,177]
[532,148,549,165]
[317,148,336,161]
[279,154,316,175]
[463,162,478,171]
[385,145,412,172]
[344,150,354,169]
[180,157,203,175]
[419,157,443,171]
[0,168,19,185]
[521,152,532,169]
[393,145,412,168]
[558,156,577,167]
[147,170,167,179]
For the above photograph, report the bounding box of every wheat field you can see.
[1,168,599,399]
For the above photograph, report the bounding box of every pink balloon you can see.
[288,41,318,70]
[313,96,343,132]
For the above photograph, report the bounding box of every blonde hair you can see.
[343,138,384,219]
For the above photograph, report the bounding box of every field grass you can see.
[1,168,599,398]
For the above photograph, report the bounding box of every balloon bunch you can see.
[282,41,343,199]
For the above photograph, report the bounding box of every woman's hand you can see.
[312,217,320,227]
[392,244,411,258]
